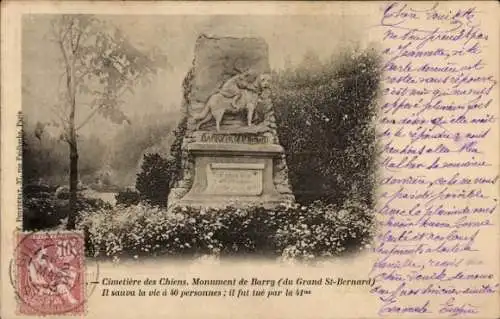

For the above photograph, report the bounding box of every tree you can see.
[50,15,166,229]
[273,47,381,207]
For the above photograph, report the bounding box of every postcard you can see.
[1,1,499,318]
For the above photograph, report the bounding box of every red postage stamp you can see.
[14,231,85,316]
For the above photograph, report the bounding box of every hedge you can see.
[77,200,375,262]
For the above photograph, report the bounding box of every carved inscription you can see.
[200,133,269,144]
[205,163,264,195]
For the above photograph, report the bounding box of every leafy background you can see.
[21,15,380,260]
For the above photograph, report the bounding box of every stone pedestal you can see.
[177,143,290,208]
[167,34,295,210]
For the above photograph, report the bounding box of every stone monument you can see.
[168,34,294,208]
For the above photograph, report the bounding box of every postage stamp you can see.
[13,231,85,316]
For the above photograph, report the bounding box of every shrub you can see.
[23,193,111,231]
[77,201,375,261]
[134,116,187,207]
[135,153,174,207]
[272,48,381,207]
[76,197,112,213]
[273,200,375,260]
[115,189,141,207]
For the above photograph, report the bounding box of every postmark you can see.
[12,231,87,316]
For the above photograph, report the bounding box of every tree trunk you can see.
[67,64,78,229]
[58,18,80,230]
[67,137,79,229]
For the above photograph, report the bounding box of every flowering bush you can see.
[273,200,375,261]
[77,201,375,261]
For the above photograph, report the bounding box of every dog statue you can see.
[190,70,261,132]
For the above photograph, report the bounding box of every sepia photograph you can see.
[3,1,500,318]
[21,13,380,262]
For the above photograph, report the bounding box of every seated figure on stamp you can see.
[27,246,78,304]
[190,69,263,132]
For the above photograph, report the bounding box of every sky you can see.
[22,14,374,140]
